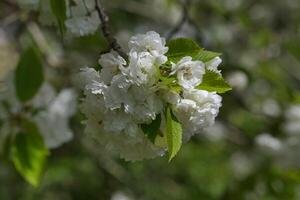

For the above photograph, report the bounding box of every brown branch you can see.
[94,0,127,59]
[166,0,191,40]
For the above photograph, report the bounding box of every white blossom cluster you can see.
[0,77,76,149]
[79,31,223,161]
[283,104,300,135]
[17,0,101,36]
[65,0,100,36]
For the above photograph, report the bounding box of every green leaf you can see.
[166,107,182,162]
[196,50,222,63]
[50,0,67,35]
[159,76,181,93]
[166,38,221,63]
[15,47,44,102]
[197,70,232,93]
[167,38,202,58]
[141,114,162,143]
[11,119,49,187]
[166,38,201,63]
[284,39,300,61]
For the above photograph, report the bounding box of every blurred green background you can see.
[1,0,300,199]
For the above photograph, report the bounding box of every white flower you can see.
[80,90,106,123]
[98,51,127,84]
[161,90,181,105]
[75,67,101,89]
[255,133,282,154]
[34,89,76,149]
[128,31,168,65]
[31,83,56,108]
[226,70,248,91]
[123,51,159,86]
[65,11,100,36]
[102,110,134,134]
[100,74,131,110]
[124,86,163,123]
[205,56,222,73]
[175,89,222,140]
[262,98,281,117]
[129,31,168,55]
[65,0,100,36]
[283,105,300,135]
[81,104,164,161]
[78,31,226,160]
[203,121,227,141]
[171,56,205,89]
[111,191,133,200]
[0,77,76,149]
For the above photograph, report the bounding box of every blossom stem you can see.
[95,0,127,59]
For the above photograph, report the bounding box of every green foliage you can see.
[50,0,67,35]
[196,50,222,63]
[166,107,182,161]
[159,76,181,93]
[14,47,44,102]
[176,142,232,199]
[197,70,232,93]
[166,38,202,62]
[228,109,267,137]
[284,39,300,61]
[11,119,49,187]
[141,114,161,143]
[166,38,221,63]
[3,0,300,199]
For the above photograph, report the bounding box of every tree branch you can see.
[94,0,127,58]
[166,0,191,40]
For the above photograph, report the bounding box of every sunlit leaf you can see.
[12,119,49,187]
[166,107,182,161]
[166,38,221,63]
[197,70,232,93]
[196,50,221,63]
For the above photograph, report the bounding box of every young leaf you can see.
[167,38,202,59]
[166,38,202,63]
[166,107,182,161]
[197,70,232,93]
[159,76,181,93]
[11,119,49,187]
[166,38,221,63]
[50,0,67,35]
[197,50,222,63]
[15,47,44,102]
[141,114,161,143]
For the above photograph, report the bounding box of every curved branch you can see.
[94,0,127,58]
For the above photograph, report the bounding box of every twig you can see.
[94,0,127,58]
[166,0,191,40]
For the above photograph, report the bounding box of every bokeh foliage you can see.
[1,0,300,199]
